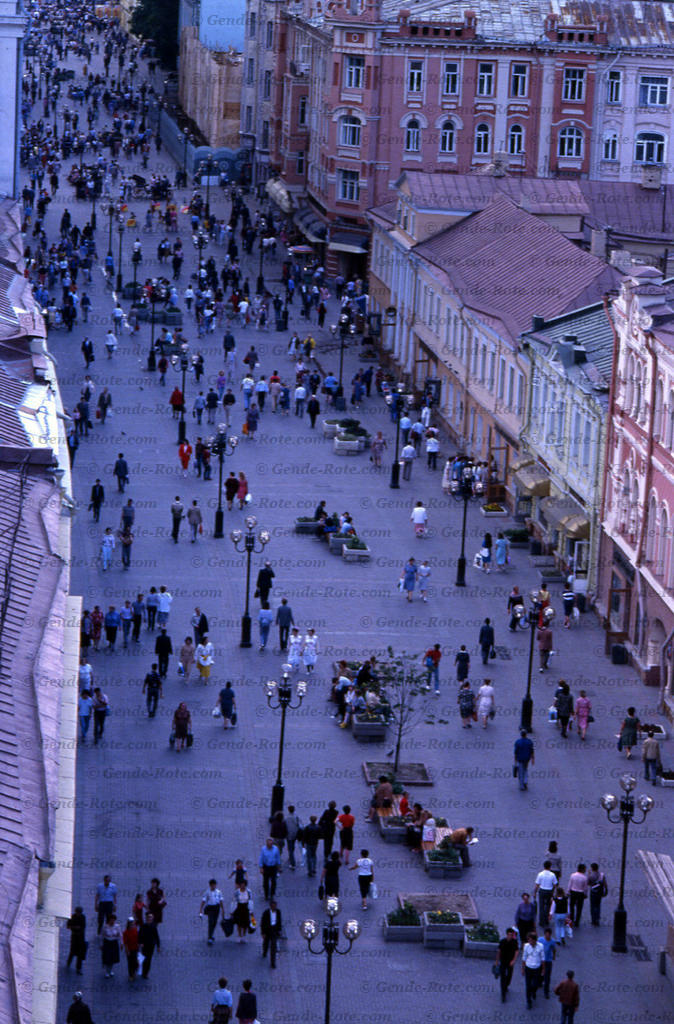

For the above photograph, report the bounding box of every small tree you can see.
[378,647,431,775]
[131,0,180,68]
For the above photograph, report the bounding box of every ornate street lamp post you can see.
[300,900,361,1024]
[265,666,307,817]
[449,460,483,586]
[210,424,238,537]
[514,595,555,732]
[601,774,654,952]
[230,516,270,647]
[386,383,407,489]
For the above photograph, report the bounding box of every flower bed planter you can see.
[322,420,342,438]
[383,919,424,942]
[463,923,500,959]
[641,723,668,741]
[352,717,389,742]
[334,437,365,455]
[328,534,346,555]
[379,817,408,843]
[480,504,508,518]
[422,911,464,950]
[294,518,320,535]
[423,849,463,878]
[342,543,371,563]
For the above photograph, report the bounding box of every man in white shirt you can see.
[157,586,173,626]
[199,879,224,945]
[534,861,558,927]
[410,500,428,537]
[401,442,416,480]
[294,383,306,417]
[521,932,545,1009]
[211,977,233,1021]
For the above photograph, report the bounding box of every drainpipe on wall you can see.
[659,627,674,716]
[458,305,471,451]
[600,293,620,528]
[634,332,658,659]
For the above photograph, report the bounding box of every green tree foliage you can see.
[130,0,180,68]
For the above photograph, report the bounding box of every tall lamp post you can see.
[210,424,238,537]
[193,228,207,276]
[300,900,361,1024]
[230,516,270,647]
[600,774,654,953]
[387,383,407,489]
[257,215,267,296]
[265,667,307,817]
[116,222,124,293]
[169,344,195,444]
[146,281,162,371]
[182,129,191,182]
[199,156,216,220]
[450,461,482,586]
[107,202,115,256]
[513,595,554,732]
[90,185,97,231]
[131,247,141,303]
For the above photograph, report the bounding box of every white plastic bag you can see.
[473,553,483,569]
[370,883,378,900]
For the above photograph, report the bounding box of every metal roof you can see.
[399,172,589,218]
[522,302,616,384]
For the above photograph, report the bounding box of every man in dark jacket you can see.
[260,899,283,968]
[66,992,94,1024]
[113,453,129,492]
[554,970,580,1023]
[478,617,495,665]
[235,979,257,1023]
[143,664,163,717]
[155,629,173,678]
[90,478,105,522]
[275,598,294,651]
[301,816,322,877]
[255,561,275,604]
[138,912,161,978]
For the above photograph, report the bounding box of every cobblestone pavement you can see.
[39,31,673,1024]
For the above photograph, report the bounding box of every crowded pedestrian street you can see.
[16,4,674,1024]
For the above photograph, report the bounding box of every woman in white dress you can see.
[287,628,303,671]
[302,628,319,673]
[476,679,495,728]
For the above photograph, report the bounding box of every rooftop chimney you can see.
[532,315,546,331]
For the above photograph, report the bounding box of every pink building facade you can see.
[597,266,674,709]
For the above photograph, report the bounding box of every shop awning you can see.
[293,208,327,244]
[265,179,294,213]
[512,462,550,497]
[540,496,589,537]
[328,231,369,255]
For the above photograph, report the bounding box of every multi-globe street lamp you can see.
[601,774,654,953]
[449,460,483,587]
[513,594,555,732]
[265,666,307,818]
[210,424,238,538]
[299,899,361,1024]
[230,516,270,648]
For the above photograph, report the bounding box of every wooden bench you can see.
[638,850,674,967]
[375,796,402,819]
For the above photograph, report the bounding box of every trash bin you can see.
[529,539,542,556]
[576,593,586,613]
[334,395,346,412]
[611,644,628,665]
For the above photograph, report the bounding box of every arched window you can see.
[646,495,658,563]
[625,355,635,411]
[440,120,455,153]
[654,378,664,440]
[475,122,490,155]
[508,125,523,155]
[558,127,583,158]
[339,115,361,148]
[668,391,674,448]
[619,469,630,532]
[633,362,643,421]
[603,133,618,161]
[630,479,640,536]
[635,132,666,164]
[657,507,668,577]
[405,119,421,152]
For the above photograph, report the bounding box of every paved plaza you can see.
[35,36,674,1024]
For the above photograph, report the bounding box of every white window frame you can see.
[639,75,669,107]
[607,70,621,105]
[477,63,494,97]
[408,60,424,94]
[266,20,274,48]
[246,58,255,86]
[603,133,618,161]
[558,126,583,158]
[249,12,256,37]
[443,61,459,96]
[563,67,586,102]
[296,151,305,175]
[440,120,455,153]
[339,115,361,148]
[475,122,490,155]
[337,168,360,202]
[635,132,666,164]
[345,56,365,90]
[298,96,308,126]
[508,124,524,155]
[263,70,272,99]
[510,63,528,98]
[405,119,421,152]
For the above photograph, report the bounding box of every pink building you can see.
[597,266,674,710]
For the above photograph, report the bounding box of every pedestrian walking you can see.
[642,729,662,785]
[495,532,509,571]
[218,681,236,727]
[507,585,524,631]
[400,556,418,602]
[120,600,133,645]
[457,680,476,728]
[92,688,109,745]
[155,629,173,678]
[119,527,133,569]
[455,644,470,682]
[562,586,576,627]
[567,864,588,928]
[302,627,319,673]
[320,851,341,899]
[538,623,554,672]
[618,706,641,758]
[476,679,495,728]
[146,878,167,926]
[260,899,282,968]
[307,392,320,427]
[230,881,254,943]
[78,688,93,743]
[337,804,355,864]
[478,617,495,665]
[521,931,545,1009]
[100,528,115,571]
[534,862,558,927]
[587,863,608,926]
[550,885,569,945]
[113,452,129,492]
[187,499,203,541]
[157,585,173,626]
[574,690,592,741]
[143,664,163,717]
[211,978,233,1024]
[554,970,580,1023]
[256,560,275,604]
[514,730,535,790]
[258,604,273,650]
[178,440,192,476]
[350,849,375,910]
[237,472,249,508]
[417,559,431,601]
[66,992,94,1024]
[196,634,215,680]
[101,914,122,977]
[235,979,258,1024]
[319,801,339,860]
[97,387,112,423]
[410,499,428,537]
[200,880,225,945]
[171,701,192,751]
[170,495,184,542]
[275,597,294,650]
[424,643,442,693]
[555,682,574,738]
[541,927,556,999]
[259,837,281,900]
[66,907,87,974]
[495,926,519,1003]
[104,606,120,650]
[302,815,322,877]
[89,478,105,521]
[191,607,209,646]
[137,912,160,977]
[514,892,536,947]
[122,917,140,980]
[371,431,387,468]
[400,441,416,480]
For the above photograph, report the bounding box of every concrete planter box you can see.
[423,850,463,878]
[328,534,346,555]
[642,724,668,741]
[342,544,371,563]
[334,437,364,455]
[294,519,320,535]
[352,718,388,742]
[379,818,408,843]
[463,936,499,959]
[322,420,341,438]
[422,912,465,950]
[480,506,508,518]
[383,920,423,943]
[165,311,183,327]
